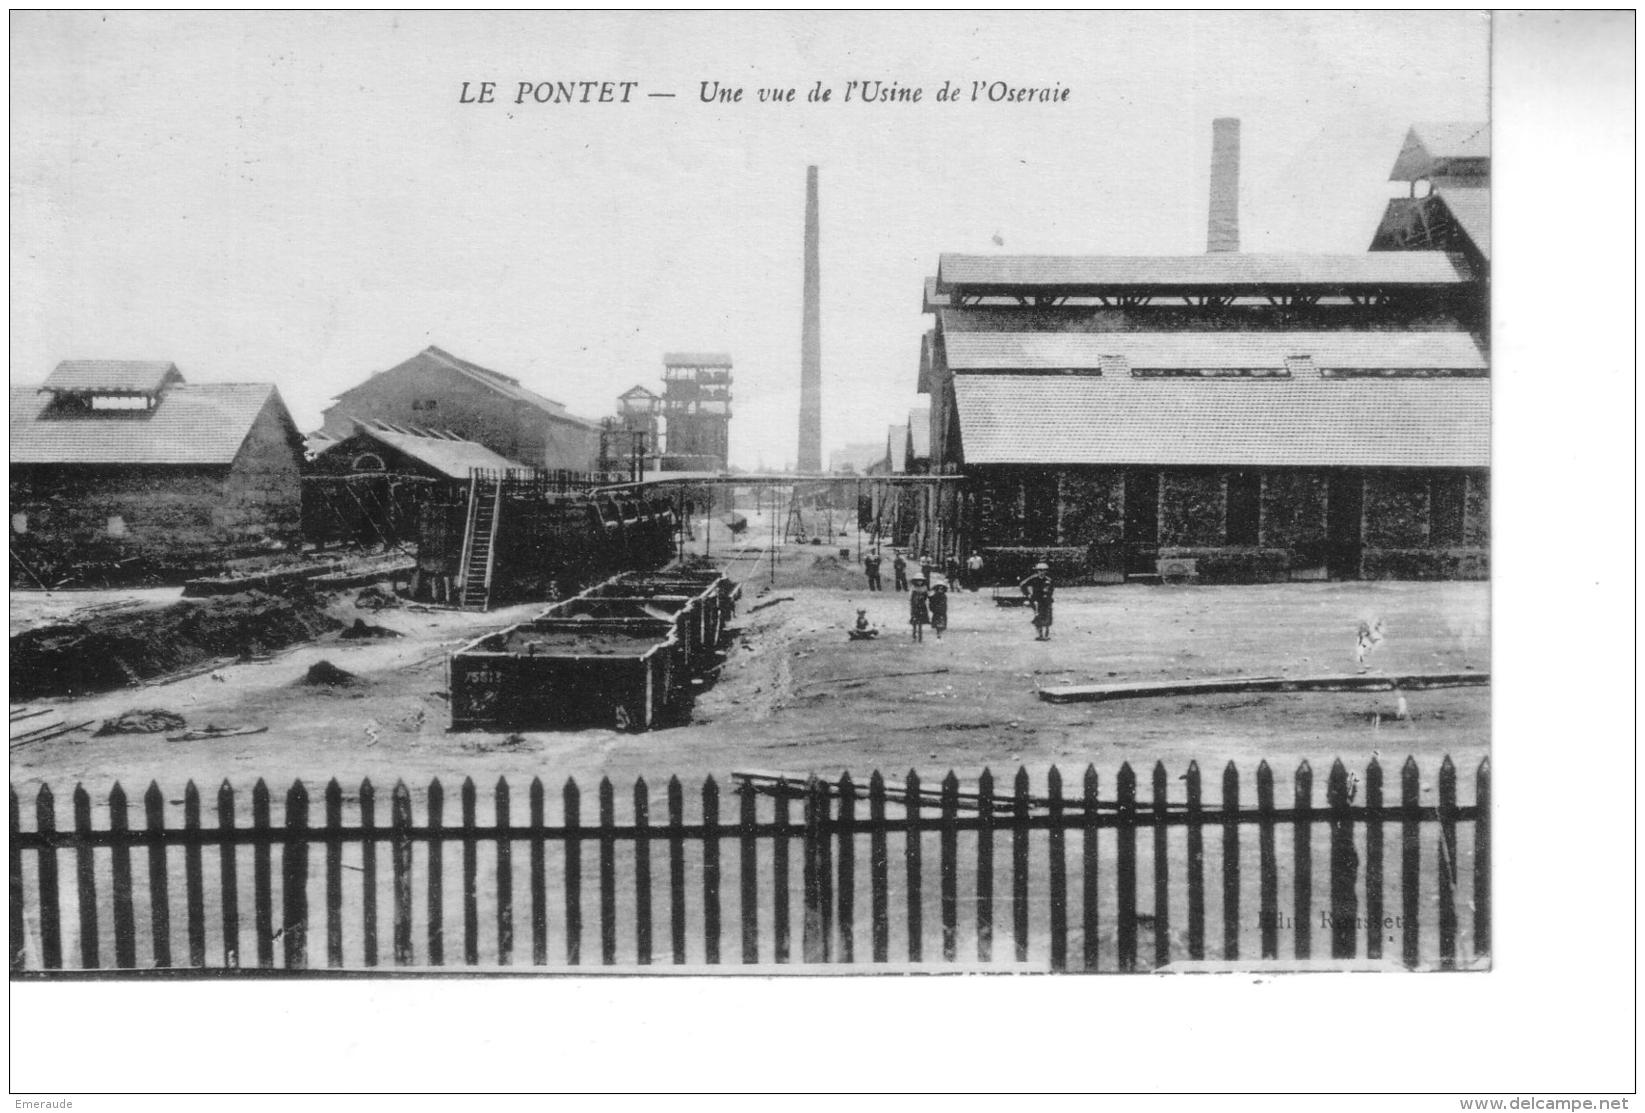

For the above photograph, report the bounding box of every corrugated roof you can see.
[341,424,521,479]
[11,383,286,466]
[908,407,932,458]
[662,352,733,367]
[936,252,1472,291]
[42,360,181,395]
[888,424,909,473]
[952,375,1488,468]
[1434,187,1490,260]
[943,331,1487,372]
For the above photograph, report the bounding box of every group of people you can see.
[855,547,1056,643]
[862,548,988,593]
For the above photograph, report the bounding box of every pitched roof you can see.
[662,352,733,367]
[936,252,1472,294]
[943,331,1487,372]
[619,384,660,399]
[337,424,520,478]
[11,383,288,466]
[1434,187,1490,260]
[888,425,909,473]
[952,374,1488,468]
[1390,122,1490,180]
[42,360,182,395]
[908,407,932,458]
[337,346,601,431]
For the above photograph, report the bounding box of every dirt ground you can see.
[9,510,1489,803]
[9,511,1490,972]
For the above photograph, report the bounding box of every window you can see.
[106,515,127,538]
[411,398,438,412]
[1226,472,1261,545]
[1430,473,1467,546]
[10,512,26,535]
[352,453,386,472]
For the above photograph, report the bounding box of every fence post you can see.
[184,782,206,968]
[9,788,23,972]
[737,779,755,965]
[1116,763,1137,972]
[427,779,445,966]
[1152,762,1170,969]
[145,782,172,968]
[495,777,512,966]
[1185,762,1204,962]
[74,785,99,970]
[110,783,136,969]
[940,771,959,962]
[35,786,62,970]
[1327,760,1357,960]
[282,780,309,971]
[636,778,653,966]
[1047,766,1067,973]
[1438,755,1458,971]
[774,777,791,964]
[802,774,823,963]
[1401,757,1420,968]
[1012,767,1030,963]
[360,779,377,968]
[1081,766,1098,972]
[218,780,239,969]
[1221,763,1239,962]
[869,771,887,963]
[563,777,580,966]
[325,779,344,968]
[529,777,547,965]
[703,776,722,965]
[1292,762,1312,961]
[1256,762,1277,960]
[667,776,685,964]
[599,778,617,966]
[1365,758,1384,962]
[837,772,856,964]
[905,770,923,963]
[1474,757,1491,961]
[391,780,413,966]
[462,777,480,966]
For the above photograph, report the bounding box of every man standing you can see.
[965,550,984,592]
[891,550,909,592]
[1019,561,1055,641]
[863,549,883,591]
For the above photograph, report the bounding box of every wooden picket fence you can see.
[9,756,1488,975]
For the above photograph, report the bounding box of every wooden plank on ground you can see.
[1037,671,1489,704]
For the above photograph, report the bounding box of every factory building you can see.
[913,121,1490,584]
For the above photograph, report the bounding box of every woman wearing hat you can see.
[1019,562,1055,641]
[908,575,930,642]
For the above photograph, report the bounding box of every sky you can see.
[9,11,1489,471]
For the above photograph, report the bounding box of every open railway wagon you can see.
[449,567,738,732]
[448,617,684,732]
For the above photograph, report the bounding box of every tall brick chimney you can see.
[797,165,822,473]
[1207,117,1241,253]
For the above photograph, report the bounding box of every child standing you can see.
[928,580,949,639]
[908,575,930,642]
